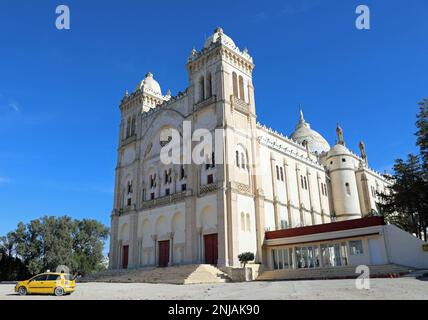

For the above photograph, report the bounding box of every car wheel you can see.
[54,287,64,296]
[18,286,27,296]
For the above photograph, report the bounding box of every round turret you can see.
[325,126,361,220]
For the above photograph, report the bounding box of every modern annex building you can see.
[109,28,428,273]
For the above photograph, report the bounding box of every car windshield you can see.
[63,274,71,280]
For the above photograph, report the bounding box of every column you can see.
[316,173,325,224]
[295,164,304,226]
[306,170,315,226]
[197,227,203,263]
[168,232,174,266]
[283,160,292,228]
[109,213,119,269]
[151,234,157,267]
[270,154,280,229]
[129,212,138,268]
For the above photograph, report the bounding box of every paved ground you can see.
[2,277,428,300]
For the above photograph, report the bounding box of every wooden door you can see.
[122,245,129,269]
[158,240,170,267]
[204,233,218,265]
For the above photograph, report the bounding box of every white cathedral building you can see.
[109,28,428,273]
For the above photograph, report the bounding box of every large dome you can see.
[327,143,351,157]
[204,27,236,49]
[290,111,330,154]
[137,72,162,96]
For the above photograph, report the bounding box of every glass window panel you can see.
[272,250,278,269]
[341,242,348,266]
[349,240,364,255]
[278,248,284,269]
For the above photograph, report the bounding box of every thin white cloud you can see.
[0,176,12,185]
[251,0,322,21]
[9,102,20,112]
[0,94,20,114]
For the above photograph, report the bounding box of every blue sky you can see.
[0,0,427,251]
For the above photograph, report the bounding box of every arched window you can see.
[280,167,284,181]
[199,76,205,101]
[241,212,245,231]
[304,176,308,190]
[241,153,245,169]
[131,116,136,135]
[239,75,245,101]
[246,213,251,232]
[232,72,238,97]
[180,165,185,180]
[126,117,131,138]
[206,73,212,98]
[345,182,351,195]
[301,175,304,189]
[236,150,240,168]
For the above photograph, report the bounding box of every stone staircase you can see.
[80,264,232,285]
[257,264,414,281]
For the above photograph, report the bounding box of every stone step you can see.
[257,264,413,281]
[80,264,232,284]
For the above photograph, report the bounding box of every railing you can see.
[141,191,187,209]
[194,95,217,111]
[231,95,249,112]
[200,183,217,195]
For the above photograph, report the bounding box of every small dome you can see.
[290,111,330,154]
[204,27,236,49]
[327,144,351,157]
[137,72,162,96]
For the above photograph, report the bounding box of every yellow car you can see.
[15,272,76,296]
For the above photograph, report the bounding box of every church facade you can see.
[108,28,395,270]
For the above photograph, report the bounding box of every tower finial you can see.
[336,123,345,146]
[215,27,223,34]
[359,140,367,164]
[299,107,304,123]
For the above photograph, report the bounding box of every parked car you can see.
[15,272,76,296]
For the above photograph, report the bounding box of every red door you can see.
[122,245,129,269]
[204,233,218,265]
[158,240,170,267]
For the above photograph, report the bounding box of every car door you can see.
[27,274,48,294]
[45,274,61,294]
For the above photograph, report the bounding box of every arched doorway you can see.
[201,206,218,265]
[204,233,218,265]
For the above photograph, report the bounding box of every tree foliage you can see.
[377,99,428,241]
[238,252,255,268]
[0,216,109,280]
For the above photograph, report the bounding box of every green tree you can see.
[377,98,428,241]
[72,219,110,275]
[416,98,428,174]
[4,216,109,279]
[238,252,255,268]
[0,235,30,281]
